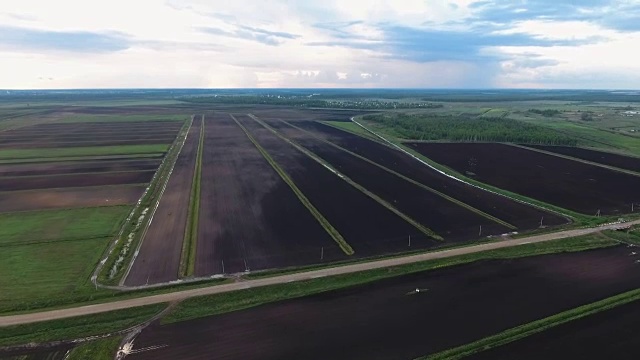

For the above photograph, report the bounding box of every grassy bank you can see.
[67,336,122,360]
[231,114,354,255]
[98,120,191,285]
[163,234,616,324]
[180,116,205,277]
[0,305,165,347]
[424,288,640,359]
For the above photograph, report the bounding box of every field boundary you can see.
[230,114,355,255]
[351,117,581,223]
[512,143,640,178]
[92,116,194,287]
[249,115,443,241]
[179,115,205,278]
[424,287,640,359]
[280,119,517,230]
[1,219,637,326]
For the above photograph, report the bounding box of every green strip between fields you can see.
[422,287,640,360]
[180,115,205,278]
[281,119,517,230]
[230,114,354,256]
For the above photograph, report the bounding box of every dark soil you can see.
[235,114,436,256]
[526,145,640,173]
[0,185,145,213]
[128,245,640,360]
[0,171,154,191]
[408,142,640,215]
[278,121,567,230]
[0,158,161,177]
[471,297,640,360]
[274,123,512,241]
[194,113,337,276]
[125,118,202,286]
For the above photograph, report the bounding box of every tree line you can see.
[363,113,578,145]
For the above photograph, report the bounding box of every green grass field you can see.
[0,144,169,160]
[67,336,123,360]
[0,237,111,304]
[0,206,130,246]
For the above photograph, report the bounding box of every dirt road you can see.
[1,220,638,327]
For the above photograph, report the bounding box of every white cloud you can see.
[0,0,639,89]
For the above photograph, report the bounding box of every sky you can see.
[0,0,639,89]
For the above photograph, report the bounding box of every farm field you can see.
[526,144,640,173]
[0,344,73,360]
[276,120,568,230]
[234,114,434,256]
[265,117,513,241]
[408,142,640,215]
[126,245,640,360]
[0,158,161,177]
[125,117,202,286]
[0,206,130,246]
[0,185,146,213]
[0,107,187,309]
[471,298,640,360]
[193,113,338,276]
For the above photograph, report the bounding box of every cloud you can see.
[198,24,300,46]
[0,25,129,52]
[0,0,639,89]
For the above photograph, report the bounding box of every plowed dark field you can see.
[128,245,640,360]
[0,170,154,191]
[0,185,145,213]
[266,120,511,241]
[408,142,640,215]
[125,118,202,286]
[0,121,182,149]
[272,120,567,230]
[235,115,435,256]
[0,158,161,177]
[194,113,337,276]
[526,145,640,173]
[471,298,640,360]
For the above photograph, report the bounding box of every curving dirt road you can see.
[1,220,638,327]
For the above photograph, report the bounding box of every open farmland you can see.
[526,145,640,173]
[127,245,640,360]
[261,116,512,241]
[471,298,640,360]
[0,185,145,212]
[0,170,154,191]
[408,142,640,215]
[0,158,161,177]
[274,120,568,230]
[234,114,435,256]
[125,117,202,286]
[194,113,338,276]
[0,120,181,148]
